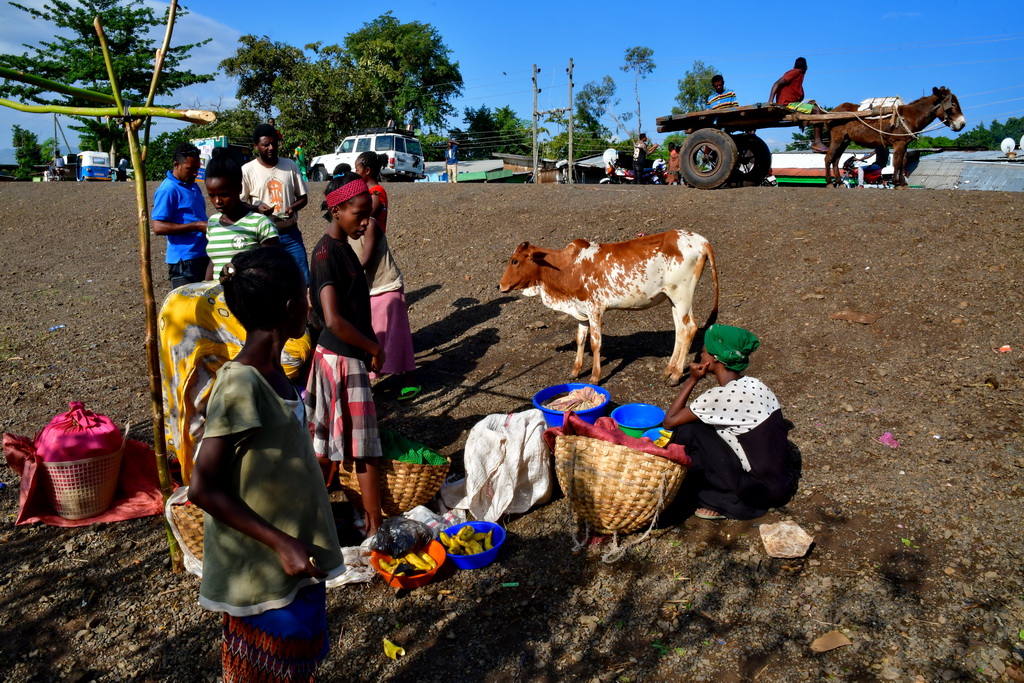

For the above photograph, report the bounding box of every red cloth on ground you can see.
[542,412,690,467]
[3,433,170,527]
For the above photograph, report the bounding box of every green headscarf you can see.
[704,324,760,372]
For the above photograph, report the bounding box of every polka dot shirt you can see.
[689,376,781,472]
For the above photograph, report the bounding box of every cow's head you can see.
[499,242,551,292]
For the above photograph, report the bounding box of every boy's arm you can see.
[356,220,380,268]
[189,434,325,578]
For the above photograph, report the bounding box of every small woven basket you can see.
[41,446,124,520]
[168,502,205,563]
[338,458,449,516]
[553,435,685,534]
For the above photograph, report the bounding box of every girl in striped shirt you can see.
[203,149,279,280]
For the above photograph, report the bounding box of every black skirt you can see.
[670,410,799,520]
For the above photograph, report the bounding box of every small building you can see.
[905,149,1024,192]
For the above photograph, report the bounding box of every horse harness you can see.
[851,91,955,139]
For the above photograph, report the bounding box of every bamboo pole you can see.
[0,66,116,104]
[0,98,214,124]
[93,15,179,571]
[1,11,214,575]
[141,0,179,160]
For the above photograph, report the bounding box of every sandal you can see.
[695,508,727,520]
[397,386,422,402]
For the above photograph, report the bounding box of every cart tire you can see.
[310,166,329,182]
[731,134,772,186]
[679,129,738,189]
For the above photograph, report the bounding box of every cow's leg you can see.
[666,307,697,385]
[587,310,604,384]
[571,321,589,378]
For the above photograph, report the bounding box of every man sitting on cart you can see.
[769,57,828,153]
[707,75,738,110]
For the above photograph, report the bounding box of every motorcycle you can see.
[599,148,666,185]
[840,156,893,189]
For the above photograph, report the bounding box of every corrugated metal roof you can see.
[910,150,1024,191]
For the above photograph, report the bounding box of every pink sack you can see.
[34,401,122,463]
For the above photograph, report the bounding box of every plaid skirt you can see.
[305,345,381,462]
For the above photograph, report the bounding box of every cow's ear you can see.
[531,250,548,263]
[933,86,941,96]
[517,241,531,251]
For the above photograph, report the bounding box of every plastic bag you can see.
[380,430,447,466]
[35,401,122,463]
[368,516,433,558]
[404,505,467,538]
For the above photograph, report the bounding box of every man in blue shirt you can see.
[152,143,208,288]
[707,75,738,110]
[445,139,458,183]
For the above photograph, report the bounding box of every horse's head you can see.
[933,86,966,132]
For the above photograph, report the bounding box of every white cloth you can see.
[689,376,780,472]
[441,409,551,522]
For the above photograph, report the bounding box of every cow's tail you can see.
[701,240,719,329]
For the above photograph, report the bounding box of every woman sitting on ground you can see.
[663,324,799,520]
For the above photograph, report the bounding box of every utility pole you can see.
[532,64,539,182]
[567,58,574,185]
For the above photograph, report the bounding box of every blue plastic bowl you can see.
[442,521,507,570]
[532,383,611,428]
[611,403,666,437]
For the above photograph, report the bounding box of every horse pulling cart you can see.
[655,103,894,189]
[656,88,965,189]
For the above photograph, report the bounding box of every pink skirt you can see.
[369,287,416,379]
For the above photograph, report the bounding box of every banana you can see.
[417,551,437,569]
[465,540,484,555]
[457,526,475,542]
[483,530,494,551]
[440,531,452,546]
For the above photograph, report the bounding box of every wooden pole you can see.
[93,15,181,571]
[532,64,539,183]
[141,0,179,161]
[0,98,214,124]
[567,58,574,185]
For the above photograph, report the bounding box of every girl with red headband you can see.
[304,172,385,537]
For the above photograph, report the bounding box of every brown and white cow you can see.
[499,230,719,384]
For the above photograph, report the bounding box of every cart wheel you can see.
[731,134,772,186]
[679,129,738,189]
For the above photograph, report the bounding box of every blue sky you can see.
[2,0,1024,160]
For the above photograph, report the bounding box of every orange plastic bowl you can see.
[371,540,447,589]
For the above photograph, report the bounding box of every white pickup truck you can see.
[308,127,425,182]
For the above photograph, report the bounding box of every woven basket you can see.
[41,446,123,520]
[553,435,685,534]
[168,502,205,563]
[337,458,449,516]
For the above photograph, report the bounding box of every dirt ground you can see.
[1,181,1022,683]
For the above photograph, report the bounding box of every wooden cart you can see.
[656,103,895,189]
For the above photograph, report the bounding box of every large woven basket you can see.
[553,435,685,534]
[337,458,449,516]
[42,447,123,520]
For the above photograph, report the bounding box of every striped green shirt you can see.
[206,212,278,278]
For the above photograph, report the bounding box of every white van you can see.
[308,128,425,182]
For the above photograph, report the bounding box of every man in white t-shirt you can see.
[241,123,310,282]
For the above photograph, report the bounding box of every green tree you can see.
[0,0,214,158]
[460,105,530,160]
[12,125,45,179]
[672,60,718,115]
[219,35,305,119]
[954,117,1024,150]
[621,46,655,138]
[143,106,263,180]
[344,12,463,129]
[577,76,631,141]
